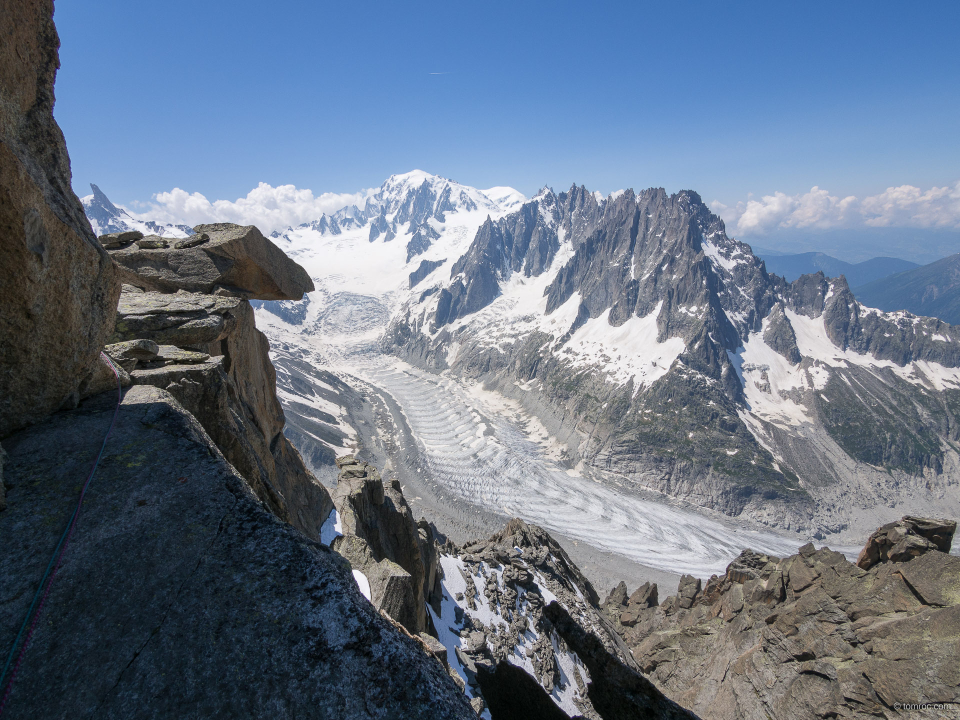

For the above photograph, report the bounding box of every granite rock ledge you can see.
[0,385,476,719]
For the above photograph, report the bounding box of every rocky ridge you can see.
[854,252,960,326]
[383,185,960,539]
[0,5,481,716]
[80,182,193,238]
[103,224,329,540]
[322,455,438,636]
[314,453,700,720]
[602,516,960,720]
[269,170,503,273]
[427,518,698,719]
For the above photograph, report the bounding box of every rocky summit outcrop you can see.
[324,456,435,635]
[856,515,956,570]
[604,517,960,720]
[104,219,326,540]
[108,222,314,300]
[107,277,331,541]
[0,386,476,719]
[430,518,699,720]
[0,0,120,437]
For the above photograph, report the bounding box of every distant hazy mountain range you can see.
[752,249,960,327]
[855,253,960,325]
[754,250,918,287]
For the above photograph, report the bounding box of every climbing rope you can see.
[0,353,122,716]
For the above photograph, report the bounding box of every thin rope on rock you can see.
[0,353,123,716]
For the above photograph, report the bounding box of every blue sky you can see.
[53,1,960,259]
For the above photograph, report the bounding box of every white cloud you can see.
[712,181,960,237]
[128,182,376,234]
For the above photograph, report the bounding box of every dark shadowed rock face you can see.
[544,602,699,720]
[407,222,440,262]
[0,0,120,437]
[433,190,586,328]
[763,302,802,363]
[410,258,445,288]
[476,661,574,720]
[0,386,476,719]
[608,519,960,720]
[328,457,430,634]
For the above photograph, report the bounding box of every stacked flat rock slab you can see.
[99,230,143,249]
[107,222,314,300]
[0,386,475,719]
[0,0,121,437]
[107,283,331,542]
[606,516,960,720]
[103,220,327,541]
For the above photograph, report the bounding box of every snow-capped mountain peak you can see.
[80,183,191,238]
[265,171,525,248]
[365,170,507,226]
[481,186,527,212]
